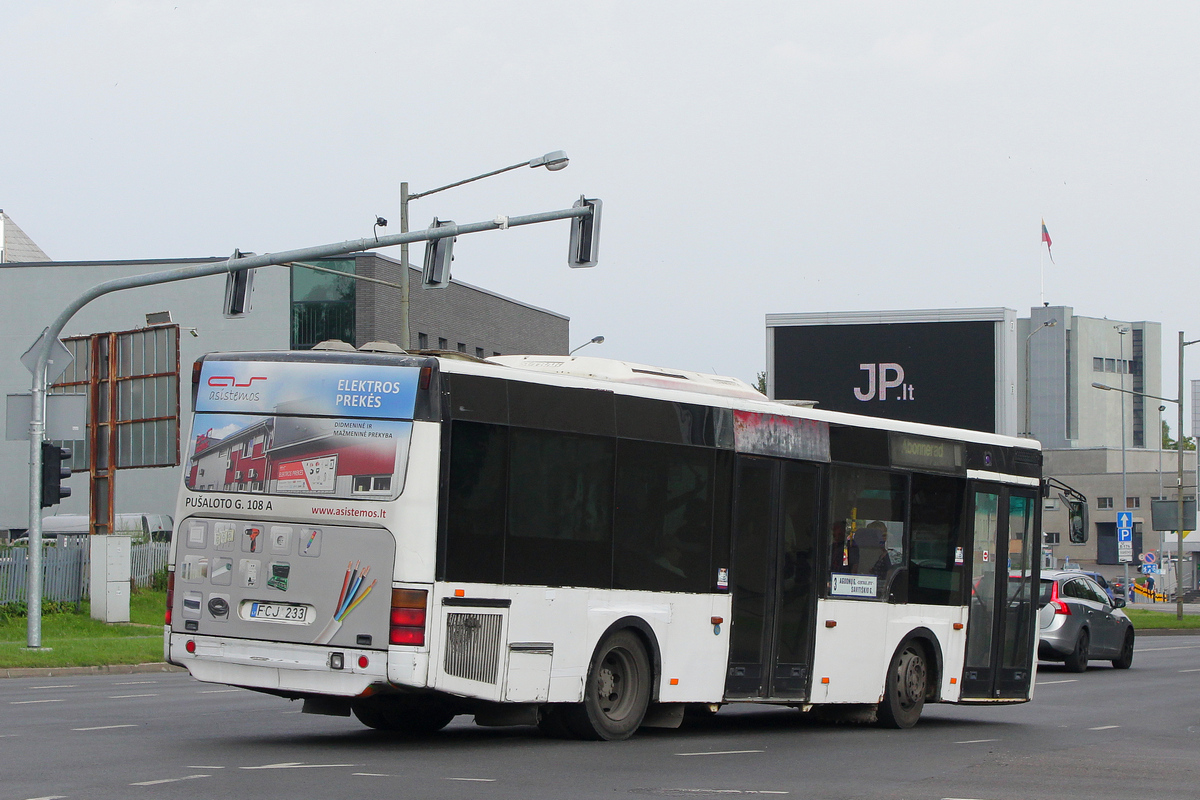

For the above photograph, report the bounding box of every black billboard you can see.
[772,320,997,433]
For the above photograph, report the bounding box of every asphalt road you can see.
[3,637,1199,800]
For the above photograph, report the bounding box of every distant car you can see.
[1038,569,1134,671]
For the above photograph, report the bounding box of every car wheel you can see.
[877,641,927,729]
[1064,629,1090,673]
[1111,629,1134,670]
[565,630,651,741]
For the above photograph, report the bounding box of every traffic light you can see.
[223,249,256,317]
[422,218,456,289]
[568,196,602,268]
[40,442,72,508]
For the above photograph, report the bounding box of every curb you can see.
[1134,627,1200,637]
[0,662,185,679]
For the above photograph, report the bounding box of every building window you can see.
[1126,497,1140,509]
[438,337,448,350]
[1045,531,1061,545]
[1093,357,1104,371]
[493,351,501,357]
[1105,358,1116,372]
[418,333,428,349]
[476,347,485,359]
[1097,496,1113,509]
[457,342,467,353]
[291,259,356,350]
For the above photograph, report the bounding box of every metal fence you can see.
[0,538,169,604]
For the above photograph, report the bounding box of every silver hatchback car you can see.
[1037,569,1135,671]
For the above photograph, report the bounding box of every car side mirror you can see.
[1112,597,1126,608]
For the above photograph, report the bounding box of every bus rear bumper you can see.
[168,632,388,697]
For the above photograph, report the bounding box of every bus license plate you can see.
[242,601,314,625]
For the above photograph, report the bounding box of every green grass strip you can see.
[1126,608,1200,629]
[0,590,168,668]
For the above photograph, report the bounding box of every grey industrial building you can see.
[0,226,569,537]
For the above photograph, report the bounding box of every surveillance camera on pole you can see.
[568,196,601,268]
[422,218,456,289]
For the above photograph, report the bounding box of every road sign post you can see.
[1117,511,1133,564]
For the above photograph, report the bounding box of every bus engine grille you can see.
[444,612,503,684]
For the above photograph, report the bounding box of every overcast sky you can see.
[6,3,1200,415]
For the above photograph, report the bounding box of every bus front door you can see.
[960,484,1039,700]
[725,457,820,700]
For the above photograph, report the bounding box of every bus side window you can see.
[825,466,906,601]
[907,474,968,606]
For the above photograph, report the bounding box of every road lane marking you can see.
[187,765,226,769]
[241,762,357,770]
[74,724,138,731]
[30,684,77,689]
[11,699,66,704]
[130,774,210,786]
[1180,668,1200,673]
[676,750,765,757]
[954,739,999,744]
[24,795,68,799]
[114,681,157,685]
[447,778,497,782]
[197,689,242,694]
[1037,679,1078,685]
[354,773,393,777]
[109,694,158,699]
[1090,725,1120,730]
[663,791,788,795]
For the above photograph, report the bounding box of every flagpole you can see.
[1040,242,1045,307]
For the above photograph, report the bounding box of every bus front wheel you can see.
[877,641,928,729]
[567,630,651,741]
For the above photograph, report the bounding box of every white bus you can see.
[165,347,1042,740]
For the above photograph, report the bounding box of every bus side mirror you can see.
[1067,499,1088,544]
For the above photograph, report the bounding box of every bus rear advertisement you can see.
[166,348,1041,740]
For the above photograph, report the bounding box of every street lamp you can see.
[398,151,570,350]
[1023,318,1056,437]
[1092,330,1200,620]
[569,335,605,355]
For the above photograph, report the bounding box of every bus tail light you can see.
[389,588,427,646]
[165,570,175,625]
[1049,581,1071,615]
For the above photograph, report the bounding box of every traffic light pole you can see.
[24,201,595,648]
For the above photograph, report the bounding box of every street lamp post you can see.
[569,335,604,355]
[1023,318,1056,437]
[1092,329,1200,620]
[398,151,569,349]
[1117,325,1129,602]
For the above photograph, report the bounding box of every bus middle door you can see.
[725,457,820,700]
[960,483,1039,700]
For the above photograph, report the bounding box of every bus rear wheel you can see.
[566,630,651,741]
[352,695,457,734]
[877,641,928,729]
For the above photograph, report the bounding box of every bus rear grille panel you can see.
[444,612,503,684]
